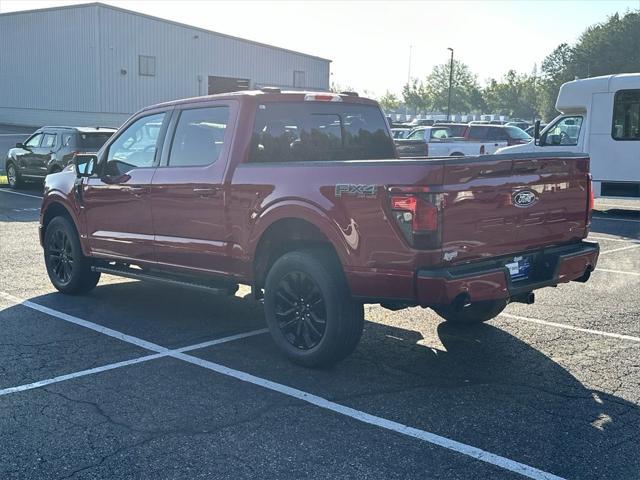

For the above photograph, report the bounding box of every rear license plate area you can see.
[505,255,532,281]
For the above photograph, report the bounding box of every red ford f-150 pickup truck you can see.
[40,89,599,367]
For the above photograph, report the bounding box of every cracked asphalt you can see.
[0,184,639,480]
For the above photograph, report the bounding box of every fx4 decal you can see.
[335,184,377,198]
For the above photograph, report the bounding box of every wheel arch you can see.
[251,203,353,291]
[41,198,87,255]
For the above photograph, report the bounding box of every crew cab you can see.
[394,126,486,157]
[40,90,599,367]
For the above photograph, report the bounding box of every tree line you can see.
[377,10,640,121]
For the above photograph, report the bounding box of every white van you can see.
[496,74,640,198]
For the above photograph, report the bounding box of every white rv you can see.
[496,74,640,198]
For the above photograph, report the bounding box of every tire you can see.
[44,216,100,294]
[264,249,364,368]
[434,299,507,325]
[6,162,23,188]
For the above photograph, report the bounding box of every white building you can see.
[0,2,331,127]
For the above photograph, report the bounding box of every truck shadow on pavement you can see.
[5,280,639,479]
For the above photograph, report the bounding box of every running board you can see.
[92,264,229,295]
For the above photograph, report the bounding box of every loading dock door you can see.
[208,76,250,94]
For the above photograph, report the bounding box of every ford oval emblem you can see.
[512,189,538,208]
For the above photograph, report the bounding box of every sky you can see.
[1,0,639,97]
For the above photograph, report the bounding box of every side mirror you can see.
[16,142,25,148]
[74,154,97,178]
[533,120,541,145]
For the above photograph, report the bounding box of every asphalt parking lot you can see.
[0,184,639,480]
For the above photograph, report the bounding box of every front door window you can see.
[542,116,583,146]
[104,113,166,176]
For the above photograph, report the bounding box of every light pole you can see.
[447,47,454,122]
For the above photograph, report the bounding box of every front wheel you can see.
[433,299,507,325]
[6,162,23,188]
[264,249,364,368]
[44,216,101,294]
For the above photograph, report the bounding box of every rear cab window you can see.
[249,101,394,163]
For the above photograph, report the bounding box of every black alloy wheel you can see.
[274,270,327,350]
[47,228,74,285]
[43,216,100,294]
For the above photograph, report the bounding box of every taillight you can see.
[388,186,443,249]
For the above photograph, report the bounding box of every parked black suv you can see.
[5,126,116,188]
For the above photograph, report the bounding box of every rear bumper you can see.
[415,241,599,306]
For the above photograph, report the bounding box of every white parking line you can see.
[0,328,268,397]
[596,205,640,211]
[0,291,564,480]
[588,235,640,243]
[500,313,640,343]
[0,352,165,396]
[0,189,43,200]
[171,350,564,480]
[599,244,640,255]
[596,268,640,277]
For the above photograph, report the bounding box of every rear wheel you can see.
[6,162,23,188]
[434,299,507,325]
[44,216,100,294]
[264,249,364,368]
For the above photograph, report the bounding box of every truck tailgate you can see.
[440,154,590,264]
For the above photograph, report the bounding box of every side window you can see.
[469,126,488,139]
[42,133,56,149]
[25,133,43,148]
[612,89,640,140]
[407,129,426,140]
[105,112,166,174]
[62,133,73,147]
[249,102,394,163]
[430,128,450,140]
[491,128,509,141]
[167,106,230,167]
[542,116,583,146]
